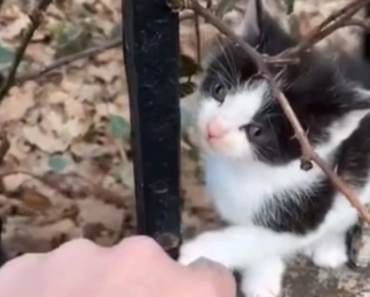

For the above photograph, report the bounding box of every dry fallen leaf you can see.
[0,82,38,122]
[25,43,55,66]
[0,7,29,41]
[78,199,124,233]
[63,97,86,118]
[2,174,30,193]
[22,125,70,153]
[87,61,122,83]
[3,218,81,256]
[21,189,53,212]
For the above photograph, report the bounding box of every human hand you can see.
[0,236,236,297]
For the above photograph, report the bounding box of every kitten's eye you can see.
[249,73,264,84]
[242,123,265,143]
[212,83,226,103]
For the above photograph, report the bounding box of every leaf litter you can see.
[0,0,220,258]
[0,0,364,261]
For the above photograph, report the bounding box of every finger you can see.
[88,236,182,296]
[113,235,167,259]
[0,253,45,294]
[110,236,174,270]
[187,258,236,297]
[44,238,102,272]
[41,238,106,297]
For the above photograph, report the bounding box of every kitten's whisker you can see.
[210,40,235,87]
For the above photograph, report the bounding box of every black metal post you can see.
[364,4,370,62]
[122,0,182,259]
[0,218,6,267]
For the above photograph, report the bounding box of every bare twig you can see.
[193,13,202,64]
[309,0,367,35]
[170,0,370,224]
[343,17,370,32]
[282,0,370,57]
[0,169,127,208]
[234,5,244,13]
[16,9,205,85]
[284,0,295,14]
[0,137,10,165]
[180,11,195,21]
[17,37,122,83]
[0,0,53,100]
[206,0,212,10]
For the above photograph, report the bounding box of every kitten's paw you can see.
[241,259,285,297]
[312,247,347,268]
[242,279,282,297]
[311,236,347,269]
[179,233,234,268]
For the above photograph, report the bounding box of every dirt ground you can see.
[0,0,369,295]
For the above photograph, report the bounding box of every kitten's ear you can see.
[235,0,265,39]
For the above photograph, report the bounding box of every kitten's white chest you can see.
[204,157,267,225]
[204,155,323,225]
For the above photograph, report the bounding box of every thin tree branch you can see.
[206,0,212,10]
[0,169,127,208]
[193,13,201,65]
[0,0,54,101]
[17,38,122,83]
[169,0,370,224]
[284,0,295,14]
[18,0,366,86]
[280,0,370,57]
[307,0,367,36]
[344,17,370,32]
[16,10,198,84]
[234,5,244,13]
[0,137,10,165]
[180,11,195,21]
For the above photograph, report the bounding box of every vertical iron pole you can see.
[122,0,181,259]
[0,218,6,267]
[364,3,370,62]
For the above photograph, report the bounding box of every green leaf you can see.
[48,154,68,172]
[179,55,201,78]
[52,22,93,58]
[109,115,131,140]
[215,0,242,18]
[0,43,15,71]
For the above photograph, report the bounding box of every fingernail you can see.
[188,257,225,270]
[188,257,237,297]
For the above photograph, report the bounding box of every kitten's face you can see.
[197,48,295,164]
[199,81,277,159]
[195,0,301,164]
[196,0,369,165]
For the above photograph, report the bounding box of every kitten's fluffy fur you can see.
[179,0,370,296]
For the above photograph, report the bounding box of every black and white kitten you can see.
[179,0,370,296]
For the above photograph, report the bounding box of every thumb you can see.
[187,258,236,297]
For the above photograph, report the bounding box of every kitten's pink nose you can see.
[206,120,227,139]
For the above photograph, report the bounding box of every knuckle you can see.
[0,253,44,278]
[3,253,42,268]
[117,236,163,258]
[194,269,235,297]
[52,238,97,256]
[194,278,219,297]
[122,236,159,250]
